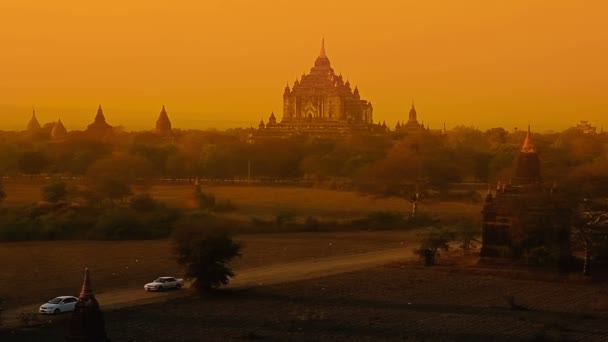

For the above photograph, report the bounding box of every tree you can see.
[572,199,608,276]
[41,180,69,204]
[173,226,241,292]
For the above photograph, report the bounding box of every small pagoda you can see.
[86,105,113,136]
[155,105,172,135]
[66,268,110,341]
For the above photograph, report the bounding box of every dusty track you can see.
[2,246,413,328]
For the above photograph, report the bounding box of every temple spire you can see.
[408,101,417,122]
[80,267,94,299]
[521,125,536,153]
[319,37,326,58]
[95,105,106,123]
[156,105,172,134]
[51,118,68,139]
[66,268,109,341]
[27,108,41,131]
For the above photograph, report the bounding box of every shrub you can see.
[275,210,297,228]
[129,193,159,212]
[41,180,69,204]
[89,209,145,240]
[212,199,237,213]
[414,227,455,266]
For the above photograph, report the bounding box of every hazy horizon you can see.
[2,0,606,132]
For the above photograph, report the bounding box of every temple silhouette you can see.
[66,268,110,341]
[257,39,385,138]
[481,127,571,264]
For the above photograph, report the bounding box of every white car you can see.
[144,277,184,291]
[39,296,79,315]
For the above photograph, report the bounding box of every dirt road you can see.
[2,246,413,329]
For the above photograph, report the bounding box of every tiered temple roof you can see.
[257,39,380,138]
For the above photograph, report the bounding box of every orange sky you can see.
[1,0,606,132]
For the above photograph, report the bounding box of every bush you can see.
[275,210,296,228]
[212,199,237,213]
[129,193,159,212]
[89,209,146,240]
[196,192,216,211]
[41,180,69,204]
[304,216,322,231]
[414,227,455,266]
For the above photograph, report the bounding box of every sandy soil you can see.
[1,245,416,329]
[0,231,418,308]
[5,261,608,341]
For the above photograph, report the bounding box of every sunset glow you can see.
[1,0,606,131]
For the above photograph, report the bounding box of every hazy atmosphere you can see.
[1,0,607,131]
[2,1,608,341]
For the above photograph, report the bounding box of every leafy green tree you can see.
[173,226,241,292]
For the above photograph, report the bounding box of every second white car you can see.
[144,277,184,291]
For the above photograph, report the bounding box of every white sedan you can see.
[144,277,184,291]
[39,296,79,315]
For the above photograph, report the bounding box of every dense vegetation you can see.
[1,127,607,199]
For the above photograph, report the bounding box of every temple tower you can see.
[480,128,570,263]
[51,119,68,139]
[66,268,109,341]
[155,105,172,135]
[26,109,41,132]
[400,101,425,132]
[86,105,113,137]
[514,126,541,184]
[86,105,113,134]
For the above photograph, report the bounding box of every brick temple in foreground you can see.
[481,127,571,264]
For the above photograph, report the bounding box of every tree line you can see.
[2,126,607,199]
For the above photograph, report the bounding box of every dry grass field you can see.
[0,231,418,309]
[2,181,480,221]
[6,263,608,341]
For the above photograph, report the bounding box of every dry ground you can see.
[5,263,608,341]
[1,182,480,221]
[0,231,418,308]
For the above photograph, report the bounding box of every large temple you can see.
[257,39,377,137]
[481,127,571,265]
